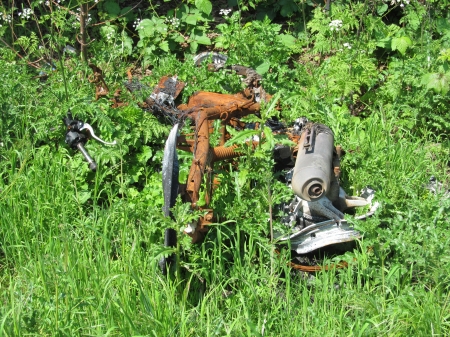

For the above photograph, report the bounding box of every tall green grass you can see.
[0,27,449,337]
[1,121,449,335]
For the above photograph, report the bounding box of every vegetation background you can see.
[0,0,449,335]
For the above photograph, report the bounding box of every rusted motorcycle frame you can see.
[174,89,268,242]
[143,64,273,243]
[83,55,376,273]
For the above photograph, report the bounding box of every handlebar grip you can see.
[76,143,97,171]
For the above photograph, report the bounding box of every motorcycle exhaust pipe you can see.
[291,124,334,201]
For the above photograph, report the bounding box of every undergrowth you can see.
[1,0,450,336]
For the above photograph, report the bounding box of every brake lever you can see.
[79,123,117,145]
[63,112,116,171]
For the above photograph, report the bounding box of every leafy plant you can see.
[1,0,450,336]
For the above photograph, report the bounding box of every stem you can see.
[79,3,88,62]
[59,51,69,102]
[268,181,273,243]
[302,0,308,40]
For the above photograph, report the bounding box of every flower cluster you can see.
[219,8,232,16]
[329,19,343,32]
[42,0,62,5]
[105,30,114,41]
[72,8,92,28]
[391,0,410,7]
[343,42,351,49]
[0,12,12,26]
[18,8,34,20]
[133,18,141,30]
[165,17,180,28]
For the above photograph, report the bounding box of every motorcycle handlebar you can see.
[76,142,97,171]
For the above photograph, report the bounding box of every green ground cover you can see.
[0,0,450,335]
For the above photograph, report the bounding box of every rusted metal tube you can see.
[186,114,210,205]
[211,145,240,162]
[291,124,334,201]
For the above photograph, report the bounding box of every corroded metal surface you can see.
[88,63,109,100]
[141,55,377,252]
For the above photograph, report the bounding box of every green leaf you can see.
[159,40,170,52]
[421,72,450,95]
[391,36,412,55]
[138,146,153,164]
[436,18,450,35]
[195,0,212,15]
[121,31,133,56]
[104,0,120,17]
[127,187,139,198]
[376,37,391,49]
[76,191,91,204]
[255,61,270,75]
[238,169,248,187]
[278,34,296,48]
[262,126,274,150]
[193,32,211,45]
[139,19,155,38]
[279,0,297,17]
[185,14,198,25]
[144,46,156,55]
[189,41,198,53]
[377,4,388,16]
[224,129,259,147]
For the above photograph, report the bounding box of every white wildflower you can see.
[133,18,141,30]
[343,42,351,49]
[1,13,12,23]
[391,0,410,6]
[219,8,232,16]
[165,17,180,28]
[18,8,34,20]
[329,19,343,32]
[106,31,114,41]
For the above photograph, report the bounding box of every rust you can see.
[333,145,342,179]
[153,76,185,101]
[127,67,133,83]
[275,250,349,272]
[190,209,214,243]
[144,59,365,269]
[185,112,210,206]
[88,63,109,100]
[111,89,127,108]
[144,70,275,241]
[211,145,240,162]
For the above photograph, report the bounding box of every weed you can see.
[0,0,450,336]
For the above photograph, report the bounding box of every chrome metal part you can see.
[279,219,361,254]
[80,123,117,145]
[291,124,334,201]
[193,51,228,69]
[162,123,180,217]
[76,143,97,171]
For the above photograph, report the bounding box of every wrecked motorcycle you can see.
[143,53,378,271]
[65,53,378,272]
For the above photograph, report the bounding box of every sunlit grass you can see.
[1,4,450,334]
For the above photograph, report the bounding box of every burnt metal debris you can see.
[73,52,378,271]
[138,53,378,263]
